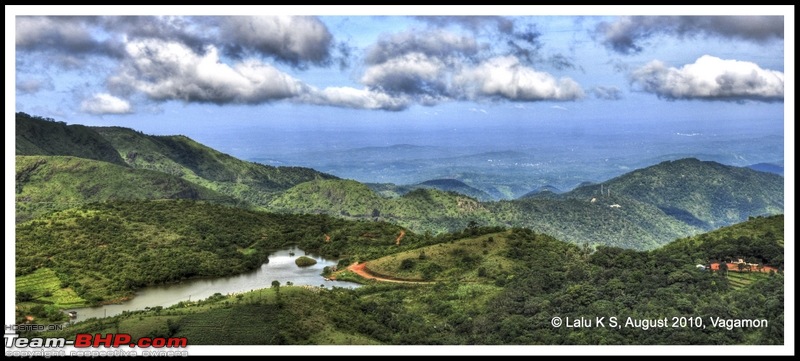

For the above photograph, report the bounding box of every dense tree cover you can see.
[269,179,496,236]
[368,178,495,202]
[473,227,782,344]
[565,158,784,230]
[270,179,702,250]
[16,200,432,305]
[38,216,783,345]
[658,215,784,269]
[268,157,783,251]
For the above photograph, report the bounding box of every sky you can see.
[7,6,791,152]
[4,6,796,355]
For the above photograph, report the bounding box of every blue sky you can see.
[8,7,790,137]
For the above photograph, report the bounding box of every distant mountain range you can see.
[747,162,784,176]
[15,112,785,250]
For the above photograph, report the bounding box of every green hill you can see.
[366,179,493,202]
[269,179,494,234]
[519,185,563,199]
[94,126,338,207]
[488,196,702,250]
[415,179,493,202]
[15,113,337,210]
[566,158,784,230]
[270,179,702,250]
[15,199,419,307]
[15,112,126,166]
[657,214,784,269]
[14,155,236,223]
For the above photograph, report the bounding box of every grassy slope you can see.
[94,126,337,208]
[365,231,516,283]
[15,112,126,166]
[15,155,237,222]
[15,113,337,212]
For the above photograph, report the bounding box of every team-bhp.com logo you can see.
[5,332,188,357]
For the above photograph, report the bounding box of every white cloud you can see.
[303,87,410,111]
[630,55,783,102]
[80,93,132,115]
[453,56,584,102]
[597,16,783,54]
[551,105,568,111]
[110,39,308,104]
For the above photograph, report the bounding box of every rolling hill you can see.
[367,178,493,201]
[15,113,784,251]
[15,112,126,166]
[565,158,784,230]
[15,112,337,211]
[14,155,236,223]
[267,158,782,250]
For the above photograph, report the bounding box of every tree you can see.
[272,280,283,308]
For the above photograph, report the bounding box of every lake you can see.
[66,247,359,323]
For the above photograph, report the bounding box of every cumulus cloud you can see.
[365,30,478,66]
[109,39,308,105]
[590,86,622,100]
[302,87,410,111]
[629,55,783,102]
[16,16,123,65]
[16,15,338,70]
[218,16,334,67]
[80,93,132,114]
[361,53,449,96]
[97,16,210,53]
[453,56,584,102]
[597,16,784,54]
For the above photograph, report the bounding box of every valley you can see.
[12,112,786,345]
